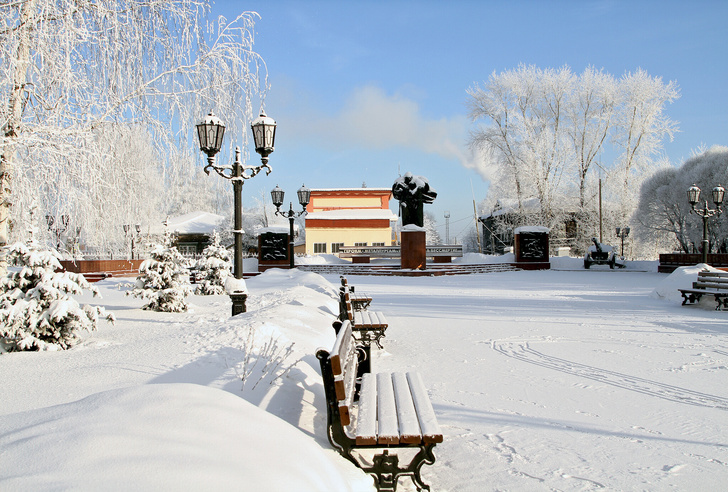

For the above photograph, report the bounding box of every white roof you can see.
[310,187,391,192]
[306,209,398,221]
[156,211,226,235]
[482,197,541,219]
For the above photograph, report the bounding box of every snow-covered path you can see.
[1,265,727,491]
[340,270,728,491]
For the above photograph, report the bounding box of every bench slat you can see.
[329,321,353,375]
[407,372,443,444]
[372,311,388,328]
[335,336,357,401]
[392,372,422,444]
[695,281,728,290]
[377,373,400,445]
[356,373,378,445]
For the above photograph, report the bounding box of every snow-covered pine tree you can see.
[194,232,232,296]
[130,234,192,312]
[0,242,114,351]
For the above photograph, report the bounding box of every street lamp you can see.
[688,183,725,264]
[271,184,311,269]
[615,227,630,257]
[46,214,69,251]
[197,110,277,315]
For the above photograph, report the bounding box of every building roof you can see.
[156,211,226,235]
[309,188,391,192]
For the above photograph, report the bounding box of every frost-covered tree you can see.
[423,212,442,245]
[194,232,232,295]
[633,146,728,256]
[0,1,270,269]
[468,64,679,248]
[0,242,114,351]
[130,235,192,312]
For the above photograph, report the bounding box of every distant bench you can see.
[340,276,372,310]
[340,289,388,349]
[338,245,463,264]
[317,320,442,491]
[678,270,728,310]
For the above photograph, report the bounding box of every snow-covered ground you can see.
[1,258,727,491]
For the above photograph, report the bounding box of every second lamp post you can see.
[271,185,310,269]
[688,183,725,265]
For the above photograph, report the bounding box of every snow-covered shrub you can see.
[130,236,192,312]
[194,232,232,296]
[0,242,115,351]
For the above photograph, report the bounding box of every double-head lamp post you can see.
[271,185,311,269]
[196,111,277,315]
[687,184,725,265]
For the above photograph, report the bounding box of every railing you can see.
[658,253,728,273]
[338,245,463,258]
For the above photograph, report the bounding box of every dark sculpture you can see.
[392,172,437,227]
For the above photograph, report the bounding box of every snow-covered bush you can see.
[0,242,114,351]
[194,233,232,296]
[130,236,192,312]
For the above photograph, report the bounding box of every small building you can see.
[480,198,577,255]
[304,188,398,256]
[163,211,226,255]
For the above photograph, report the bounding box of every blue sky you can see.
[213,0,727,241]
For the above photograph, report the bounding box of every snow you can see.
[402,223,426,232]
[514,225,550,234]
[2,259,728,491]
[224,276,248,294]
[155,211,226,235]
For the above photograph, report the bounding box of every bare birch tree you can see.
[468,64,679,250]
[0,1,269,266]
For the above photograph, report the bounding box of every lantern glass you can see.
[251,111,277,158]
[297,185,311,208]
[712,185,725,206]
[196,113,225,157]
[687,185,701,206]
[624,226,630,236]
[271,185,285,209]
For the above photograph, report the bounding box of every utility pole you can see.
[444,211,450,245]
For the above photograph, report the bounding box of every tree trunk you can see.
[0,0,36,272]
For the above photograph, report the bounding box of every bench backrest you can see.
[696,271,728,290]
[339,291,355,323]
[324,320,358,426]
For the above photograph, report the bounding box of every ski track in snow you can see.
[492,340,728,411]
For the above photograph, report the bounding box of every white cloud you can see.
[283,84,480,170]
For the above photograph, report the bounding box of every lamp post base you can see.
[230,293,248,316]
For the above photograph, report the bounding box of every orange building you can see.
[304,188,398,256]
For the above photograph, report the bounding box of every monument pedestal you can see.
[514,227,550,270]
[401,229,426,270]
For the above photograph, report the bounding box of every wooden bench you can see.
[340,276,372,310]
[678,270,728,310]
[340,291,388,348]
[317,320,443,491]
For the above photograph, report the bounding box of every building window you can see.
[354,242,367,247]
[178,243,197,255]
[331,243,344,253]
[314,243,327,254]
[372,242,385,247]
